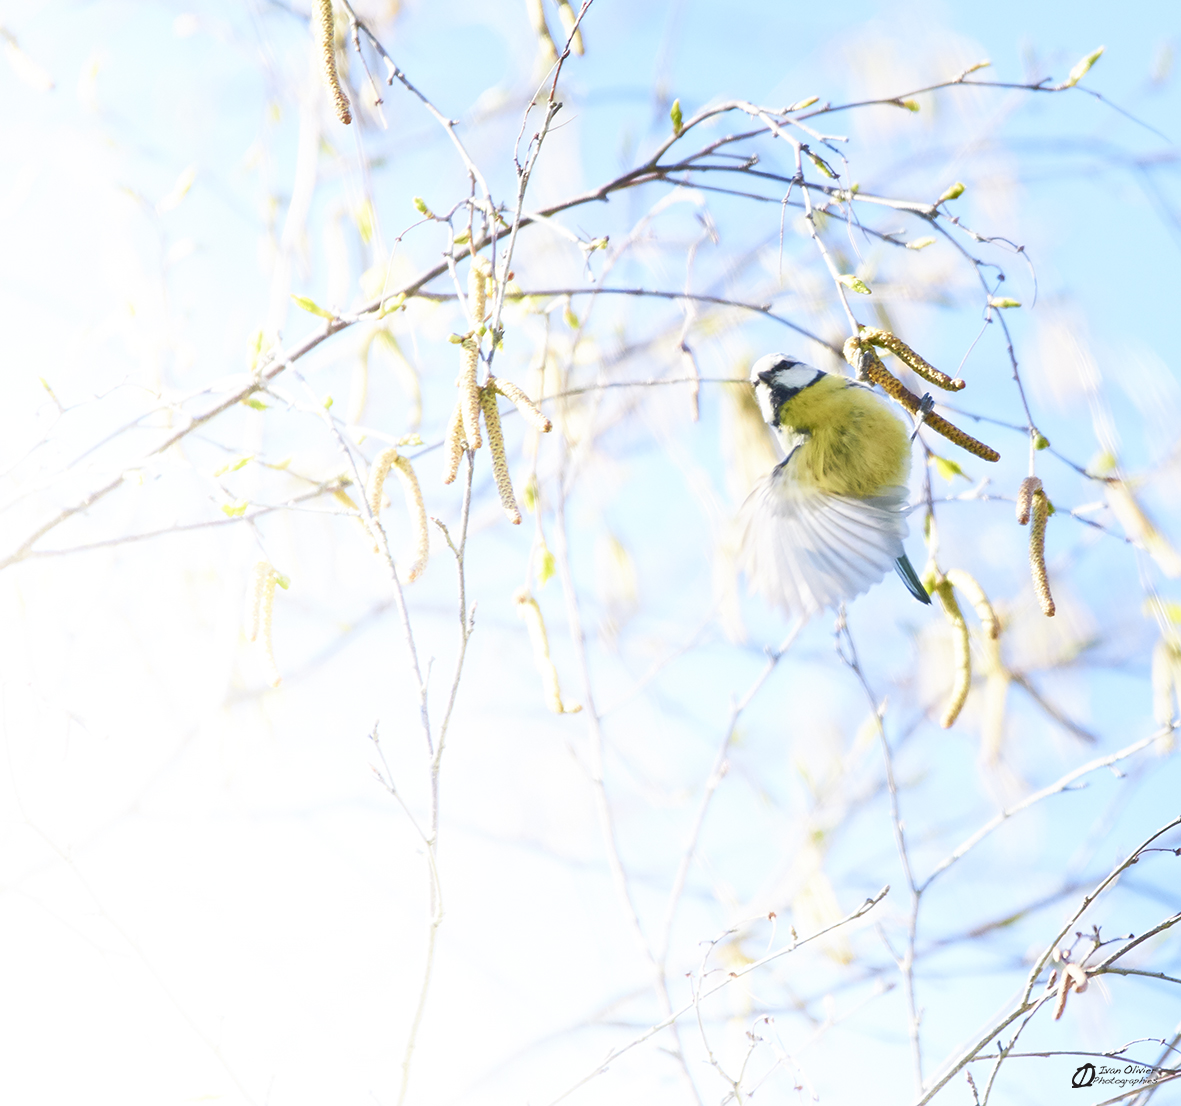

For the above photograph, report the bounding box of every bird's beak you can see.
[756,370,776,386]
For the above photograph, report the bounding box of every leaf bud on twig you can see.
[1063,46,1104,89]
[670,98,683,135]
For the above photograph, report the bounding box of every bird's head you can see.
[749,353,824,427]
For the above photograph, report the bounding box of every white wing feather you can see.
[737,470,910,616]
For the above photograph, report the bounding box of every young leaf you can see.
[932,455,966,482]
[1064,46,1104,88]
[291,294,335,319]
[537,548,557,586]
[806,149,837,178]
[837,273,872,295]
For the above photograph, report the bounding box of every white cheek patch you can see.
[754,384,777,425]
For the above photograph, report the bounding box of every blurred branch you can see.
[551,441,704,1105]
[546,886,889,1106]
[837,614,925,1091]
[918,729,1168,893]
[918,815,1181,1105]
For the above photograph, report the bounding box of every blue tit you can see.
[737,352,931,616]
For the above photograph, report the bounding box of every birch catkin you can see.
[367,447,430,581]
[481,386,521,524]
[247,561,283,688]
[458,337,482,451]
[488,375,552,433]
[935,579,971,728]
[858,327,966,391]
[515,588,581,713]
[1015,476,1042,526]
[1029,489,1056,617]
[842,337,1000,462]
[442,401,465,485]
[312,0,351,125]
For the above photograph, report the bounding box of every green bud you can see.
[806,149,836,179]
[378,293,406,317]
[837,273,872,295]
[787,95,819,111]
[938,182,965,203]
[1088,449,1117,476]
[290,294,335,319]
[906,236,937,250]
[932,455,966,482]
[1064,46,1104,88]
[1034,433,1050,450]
[988,297,1021,309]
[413,196,432,217]
[670,98,683,136]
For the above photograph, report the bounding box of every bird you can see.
[736,352,931,617]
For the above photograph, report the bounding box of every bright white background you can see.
[3,2,1181,1104]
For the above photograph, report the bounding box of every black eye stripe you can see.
[769,381,802,408]
[767,370,822,416]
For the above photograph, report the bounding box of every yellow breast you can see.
[780,378,911,498]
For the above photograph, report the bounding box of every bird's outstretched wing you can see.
[736,472,910,616]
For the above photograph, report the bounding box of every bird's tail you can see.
[894,554,931,605]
